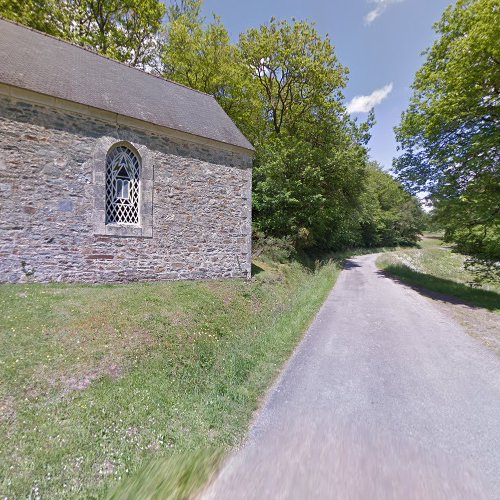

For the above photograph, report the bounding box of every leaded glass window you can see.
[105,145,140,224]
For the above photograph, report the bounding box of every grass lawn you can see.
[376,234,500,312]
[0,257,340,499]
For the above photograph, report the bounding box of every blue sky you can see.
[202,0,453,170]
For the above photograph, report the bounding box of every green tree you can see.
[69,0,166,69]
[239,17,348,137]
[162,0,233,92]
[394,0,500,279]
[161,11,372,249]
[242,18,372,249]
[359,163,425,247]
[0,0,166,69]
[161,0,258,134]
[0,0,67,36]
[253,112,373,250]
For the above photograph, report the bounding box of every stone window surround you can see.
[93,138,153,238]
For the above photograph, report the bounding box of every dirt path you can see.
[201,254,500,500]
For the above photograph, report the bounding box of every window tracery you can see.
[105,145,140,224]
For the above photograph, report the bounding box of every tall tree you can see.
[239,17,348,137]
[252,115,371,250]
[160,0,257,133]
[0,0,67,36]
[0,0,166,69]
[359,163,425,248]
[70,0,166,69]
[241,18,372,249]
[162,0,228,90]
[394,0,499,279]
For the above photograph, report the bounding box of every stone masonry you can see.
[0,95,253,283]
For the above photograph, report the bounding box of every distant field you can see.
[0,258,340,499]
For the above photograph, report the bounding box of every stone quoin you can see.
[0,18,254,283]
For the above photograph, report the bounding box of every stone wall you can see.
[0,94,252,283]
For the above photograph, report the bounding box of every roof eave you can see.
[0,83,255,156]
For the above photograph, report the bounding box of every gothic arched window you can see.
[105,145,140,224]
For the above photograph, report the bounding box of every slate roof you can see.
[0,18,254,151]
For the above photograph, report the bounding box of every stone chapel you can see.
[0,18,254,283]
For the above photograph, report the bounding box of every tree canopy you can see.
[159,0,258,137]
[239,18,347,136]
[162,0,236,97]
[394,0,499,278]
[0,0,166,69]
[236,18,378,249]
[359,163,425,248]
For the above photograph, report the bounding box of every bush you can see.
[252,232,296,263]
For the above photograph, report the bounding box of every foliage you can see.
[252,232,296,263]
[420,211,443,233]
[359,162,425,247]
[252,121,369,250]
[394,0,500,277]
[162,1,234,93]
[238,18,378,250]
[0,0,166,69]
[238,17,348,136]
[69,0,166,69]
[0,0,67,36]
[162,2,242,112]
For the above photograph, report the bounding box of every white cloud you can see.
[364,0,404,25]
[347,83,394,113]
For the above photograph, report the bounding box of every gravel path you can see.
[202,254,500,500]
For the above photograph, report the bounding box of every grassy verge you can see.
[377,235,500,312]
[0,257,340,499]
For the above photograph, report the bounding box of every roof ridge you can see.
[0,16,214,98]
